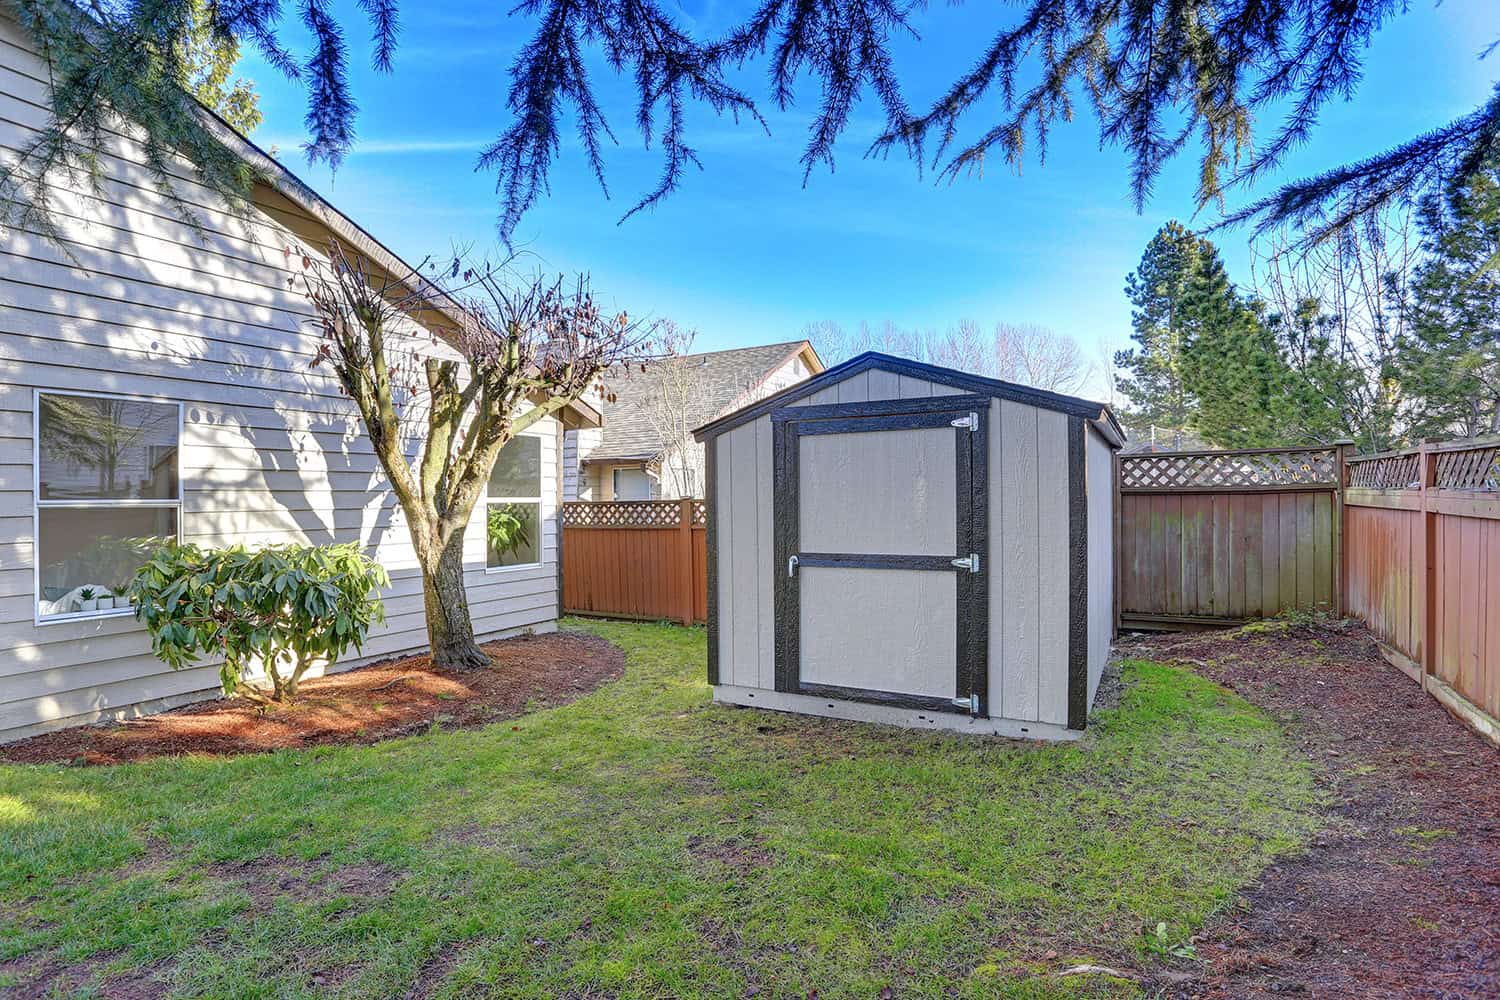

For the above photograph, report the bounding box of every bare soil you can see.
[1122,619,1500,999]
[0,631,623,766]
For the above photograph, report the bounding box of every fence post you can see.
[677,497,695,626]
[1333,440,1354,617]
[1418,441,1438,690]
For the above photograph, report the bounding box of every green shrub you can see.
[126,542,390,703]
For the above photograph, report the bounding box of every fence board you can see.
[1345,439,1500,742]
[561,500,708,625]
[1118,445,1342,628]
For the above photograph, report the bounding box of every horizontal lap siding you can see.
[0,17,559,740]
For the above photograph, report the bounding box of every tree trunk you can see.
[420,525,491,670]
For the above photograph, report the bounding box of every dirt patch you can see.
[0,950,140,1000]
[201,855,404,914]
[1120,620,1500,999]
[0,632,624,766]
[687,834,774,870]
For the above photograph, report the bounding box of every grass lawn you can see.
[0,620,1318,999]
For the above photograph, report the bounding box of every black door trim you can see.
[773,398,989,716]
[796,552,962,571]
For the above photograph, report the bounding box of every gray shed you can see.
[694,353,1124,740]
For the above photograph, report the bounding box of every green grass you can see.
[0,620,1318,999]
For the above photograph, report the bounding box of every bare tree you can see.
[1251,205,1414,452]
[992,323,1091,394]
[639,322,701,498]
[801,318,1093,395]
[294,243,659,669]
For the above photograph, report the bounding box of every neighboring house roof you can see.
[585,341,823,463]
[694,351,1126,446]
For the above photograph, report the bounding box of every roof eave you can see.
[695,352,1123,443]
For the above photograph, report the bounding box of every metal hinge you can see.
[950,553,981,573]
[950,411,979,431]
[951,693,980,713]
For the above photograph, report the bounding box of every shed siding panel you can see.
[0,16,560,741]
[997,400,1040,721]
[1086,426,1114,705]
[1035,409,1070,726]
[726,424,762,686]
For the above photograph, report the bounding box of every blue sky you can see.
[246,1,1497,397]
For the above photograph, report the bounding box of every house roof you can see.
[693,351,1126,446]
[585,341,822,463]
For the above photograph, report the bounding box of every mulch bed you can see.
[0,631,623,766]
[1122,620,1500,999]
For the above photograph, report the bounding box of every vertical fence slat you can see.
[1117,446,1340,627]
[560,501,709,624]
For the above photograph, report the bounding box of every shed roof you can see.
[693,352,1126,446]
[586,341,821,463]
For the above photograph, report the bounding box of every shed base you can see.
[711,685,1082,741]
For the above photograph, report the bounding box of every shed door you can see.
[773,395,989,716]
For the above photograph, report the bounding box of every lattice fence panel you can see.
[562,501,685,528]
[690,500,707,526]
[1120,447,1338,490]
[1434,444,1500,491]
[1348,452,1421,490]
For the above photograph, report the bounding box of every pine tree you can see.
[2,0,1493,246]
[1115,222,1212,447]
[1396,160,1500,439]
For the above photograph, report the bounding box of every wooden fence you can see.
[1116,445,1349,630]
[1344,437,1500,741]
[560,499,708,625]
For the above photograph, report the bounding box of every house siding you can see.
[0,17,560,741]
[713,367,1078,728]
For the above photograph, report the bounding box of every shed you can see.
[694,353,1124,740]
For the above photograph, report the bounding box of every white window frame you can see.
[33,388,184,626]
[612,466,657,501]
[484,430,545,575]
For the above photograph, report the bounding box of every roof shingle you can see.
[588,341,812,461]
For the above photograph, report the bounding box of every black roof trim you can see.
[693,352,1125,444]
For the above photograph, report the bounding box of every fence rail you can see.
[560,499,707,625]
[1344,438,1500,739]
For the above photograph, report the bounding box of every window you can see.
[34,391,181,621]
[612,467,654,500]
[486,434,542,570]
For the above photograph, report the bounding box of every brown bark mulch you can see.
[1,631,623,766]
[1122,619,1500,1000]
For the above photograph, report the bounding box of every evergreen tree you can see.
[1396,160,1500,439]
[1180,288,1292,450]
[1115,222,1213,447]
[2,0,1493,246]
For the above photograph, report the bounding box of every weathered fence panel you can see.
[1117,446,1345,630]
[561,500,707,625]
[1345,438,1500,737]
